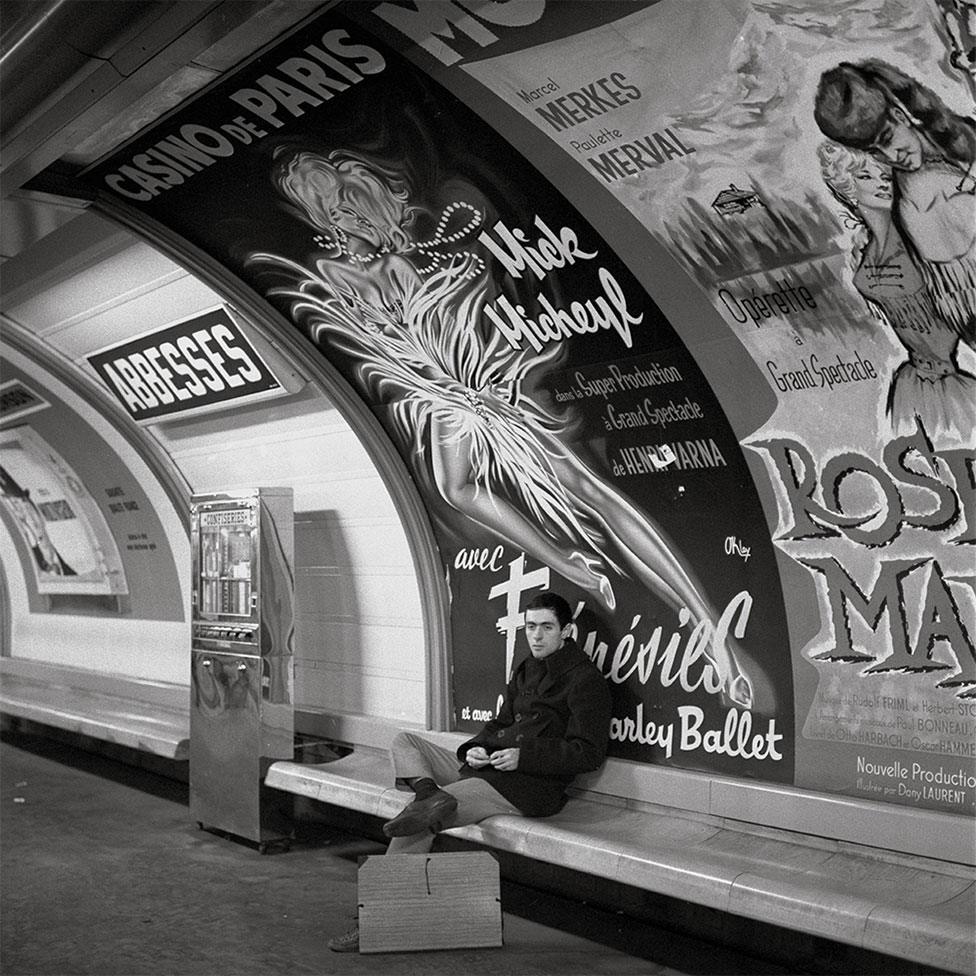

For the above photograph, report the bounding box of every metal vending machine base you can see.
[190,650,293,853]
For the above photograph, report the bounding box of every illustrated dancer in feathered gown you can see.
[249,148,754,709]
[818,142,976,437]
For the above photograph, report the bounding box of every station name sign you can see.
[88,308,284,423]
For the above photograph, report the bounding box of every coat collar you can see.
[520,637,583,685]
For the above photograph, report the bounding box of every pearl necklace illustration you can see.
[462,387,494,429]
[313,201,486,281]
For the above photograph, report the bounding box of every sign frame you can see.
[86,304,306,425]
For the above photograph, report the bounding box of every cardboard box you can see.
[358,852,502,953]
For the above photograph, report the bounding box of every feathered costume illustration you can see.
[251,248,616,567]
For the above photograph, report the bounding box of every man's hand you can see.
[465,746,491,768]
[489,748,520,772]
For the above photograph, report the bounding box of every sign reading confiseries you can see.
[87,307,286,423]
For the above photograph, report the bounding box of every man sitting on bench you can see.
[329,589,612,952]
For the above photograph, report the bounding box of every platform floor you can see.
[2,728,794,976]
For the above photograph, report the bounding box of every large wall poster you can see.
[0,426,128,596]
[359,0,976,814]
[0,361,186,620]
[81,1,975,812]
[83,7,794,785]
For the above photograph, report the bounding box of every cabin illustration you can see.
[711,184,764,216]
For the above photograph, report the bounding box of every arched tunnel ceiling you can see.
[1,0,332,263]
[0,0,450,730]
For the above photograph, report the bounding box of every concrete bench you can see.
[3,666,971,973]
[0,663,189,760]
[266,744,976,974]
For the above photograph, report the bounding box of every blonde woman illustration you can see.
[818,141,976,439]
[815,59,976,340]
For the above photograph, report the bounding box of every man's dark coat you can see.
[457,638,612,816]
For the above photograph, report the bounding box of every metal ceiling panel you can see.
[1,2,172,139]
[63,2,332,168]
[0,1,327,258]
[1,2,220,195]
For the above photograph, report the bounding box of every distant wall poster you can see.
[0,426,128,595]
[359,0,976,813]
[82,6,795,783]
[0,379,50,424]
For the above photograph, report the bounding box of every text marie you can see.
[479,216,642,352]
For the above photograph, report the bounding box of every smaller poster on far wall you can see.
[0,379,50,424]
[0,426,128,595]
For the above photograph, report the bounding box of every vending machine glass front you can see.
[198,507,255,620]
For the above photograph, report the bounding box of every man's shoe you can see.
[328,925,360,952]
[382,788,458,837]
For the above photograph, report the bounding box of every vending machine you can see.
[189,488,294,851]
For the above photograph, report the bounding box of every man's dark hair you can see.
[525,591,573,629]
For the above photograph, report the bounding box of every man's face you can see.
[868,108,924,171]
[525,607,570,660]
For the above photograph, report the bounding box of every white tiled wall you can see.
[2,215,427,725]
[157,391,426,725]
